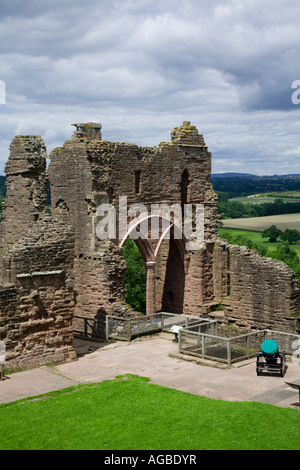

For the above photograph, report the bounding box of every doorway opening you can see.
[122,237,146,313]
[161,234,185,314]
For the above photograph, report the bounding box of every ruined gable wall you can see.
[80,121,218,242]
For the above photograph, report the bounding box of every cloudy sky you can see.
[0,0,299,175]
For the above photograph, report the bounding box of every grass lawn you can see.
[0,374,300,450]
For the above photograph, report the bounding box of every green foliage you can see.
[281,228,300,244]
[1,375,300,450]
[211,175,300,199]
[218,197,300,220]
[216,191,229,203]
[262,225,282,242]
[270,243,300,278]
[218,199,256,219]
[261,225,300,248]
[0,176,6,198]
[122,237,146,313]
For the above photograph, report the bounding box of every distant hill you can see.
[211,173,300,179]
[211,172,256,178]
[211,173,300,198]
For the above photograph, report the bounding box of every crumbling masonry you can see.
[0,121,299,370]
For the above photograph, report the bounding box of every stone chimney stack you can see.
[71,122,102,141]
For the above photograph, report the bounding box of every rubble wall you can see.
[0,217,76,370]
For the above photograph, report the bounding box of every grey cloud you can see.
[0,0,299,175]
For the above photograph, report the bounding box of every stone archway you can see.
[119,214,189,316]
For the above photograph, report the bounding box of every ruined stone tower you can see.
[0,135,48,269]
[0,135,76,370]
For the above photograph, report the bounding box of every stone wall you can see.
[0,217,76,370]
[0,286,17,352]
[223,244,300,333]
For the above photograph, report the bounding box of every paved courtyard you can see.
[1,333,300,410]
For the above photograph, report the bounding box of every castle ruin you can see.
[0,121,299,370]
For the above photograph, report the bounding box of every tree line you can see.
[211,175,300,198]
[262,226,300,244]
[218,194,300,219]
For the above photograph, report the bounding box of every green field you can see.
[221,213,300,234]
[229,196,277,204]
[1,374,300,450]
[229,191,300,205]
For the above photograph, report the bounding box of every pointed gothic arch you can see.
[119,214,189,315]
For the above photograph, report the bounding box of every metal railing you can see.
[73,315,105,340]
[105,312,217,341]
[179,326,300,365]
[74,312,300,366]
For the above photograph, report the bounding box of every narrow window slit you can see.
[135,170,141,193]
